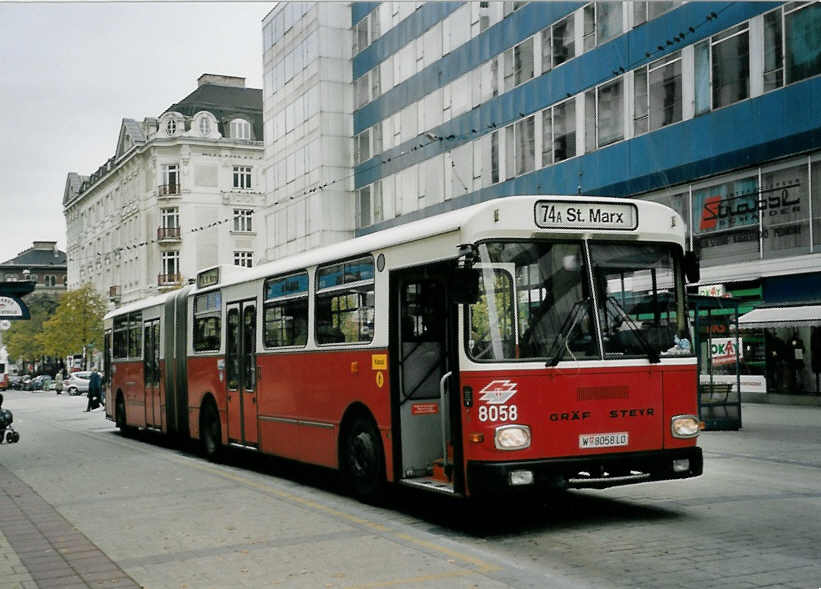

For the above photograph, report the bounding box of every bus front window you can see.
[468,241,596,361]
[589,243,691,359]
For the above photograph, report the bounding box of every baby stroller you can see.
[0,394,20,444]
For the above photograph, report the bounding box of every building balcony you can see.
[157,273,183,289]
[157,183,181,198]
[157,227,182,243]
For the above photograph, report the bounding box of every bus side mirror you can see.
[683,251,700,284]
[451,267,480,305]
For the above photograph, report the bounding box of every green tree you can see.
[37,284,107,368]
[5,292,60,368]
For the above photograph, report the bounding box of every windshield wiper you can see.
[546,299,587,367]
[605,296,660,364]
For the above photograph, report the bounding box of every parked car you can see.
[8,375,23,390]
[20,375,31,390]
[28,375,53,391]
[64,371,91,395]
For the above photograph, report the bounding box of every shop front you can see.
[738,302,821,395]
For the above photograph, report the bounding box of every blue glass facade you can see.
[351,1,820,236]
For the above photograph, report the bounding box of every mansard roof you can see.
[115,118,147,159]
[63,172,88,207]
[165,83,263,141]
[0,243,66,268]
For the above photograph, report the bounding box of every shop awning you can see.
[738,304,821,329]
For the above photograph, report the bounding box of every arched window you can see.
[230,119,251,140]
[166,118,177,135]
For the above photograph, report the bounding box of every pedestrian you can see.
[85,369,102,412]
[54,372,63,395]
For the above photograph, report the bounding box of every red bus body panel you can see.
[460,363,698,493]
[256,349,393,478]
[185,349,394,481]
[111,360,145,428]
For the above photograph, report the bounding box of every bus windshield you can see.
[467,240,691,362]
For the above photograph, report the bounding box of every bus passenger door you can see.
[142,320,161,428]
[390,264,461,494]
[226,301,258,446]
[241,303,258,445]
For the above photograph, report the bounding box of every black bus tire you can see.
[200,402,222,462]
[343,416,385,504]
[115,394,133,436]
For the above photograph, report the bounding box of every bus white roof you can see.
[105,195,686,314]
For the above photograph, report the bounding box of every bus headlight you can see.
[671,415,700,438]
[494,425,531,450]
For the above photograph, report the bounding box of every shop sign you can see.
[698,284,726,297]
[710,337,742,366]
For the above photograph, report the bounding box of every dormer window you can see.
[199,117,210,136]
[230,119,251,140]
[166,119,177,135]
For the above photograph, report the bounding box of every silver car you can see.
[64,371,91,395]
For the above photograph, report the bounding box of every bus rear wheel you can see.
[200,402,221,462]
[343,417,385,503]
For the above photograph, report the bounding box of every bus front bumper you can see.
[466,447,703,497]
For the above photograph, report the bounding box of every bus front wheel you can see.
[343,416,385,503]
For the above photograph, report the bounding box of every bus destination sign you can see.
[534,201,638,231]
[197,267,220,289]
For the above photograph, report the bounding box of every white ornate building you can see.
[64,74,264,306]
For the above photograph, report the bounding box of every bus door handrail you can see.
[439,371,452,469]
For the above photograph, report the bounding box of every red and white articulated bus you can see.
[104,195,703,500]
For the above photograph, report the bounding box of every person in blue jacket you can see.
[85,369,102,412]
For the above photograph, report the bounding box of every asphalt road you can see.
[1,389,819,589]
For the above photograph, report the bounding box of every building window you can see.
[589,78,624,149]
[166,119,177,135]
[354,15,369,55]
[355,76,369,109]
[490,131,499,183]
[634,51,682,135]
[355,129,371,165]
[233,209,253,232]
[542,98,576,165]
[712,23,750,110]
[234,251,253,268]
[230,119,251,140]
[199,116,211,136]
[357,186,371,229]
[514,115,535,176]
[233,166,252,189]
[784,3,821,85]
[586,0,626,48]
[552,14,575,67]
[633,1,679,27]
[161,164,179,195]
[161,207,179,229]
[161,251,179,280]
[514,37,534,86]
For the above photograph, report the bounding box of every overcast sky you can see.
[0,2,271,263]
